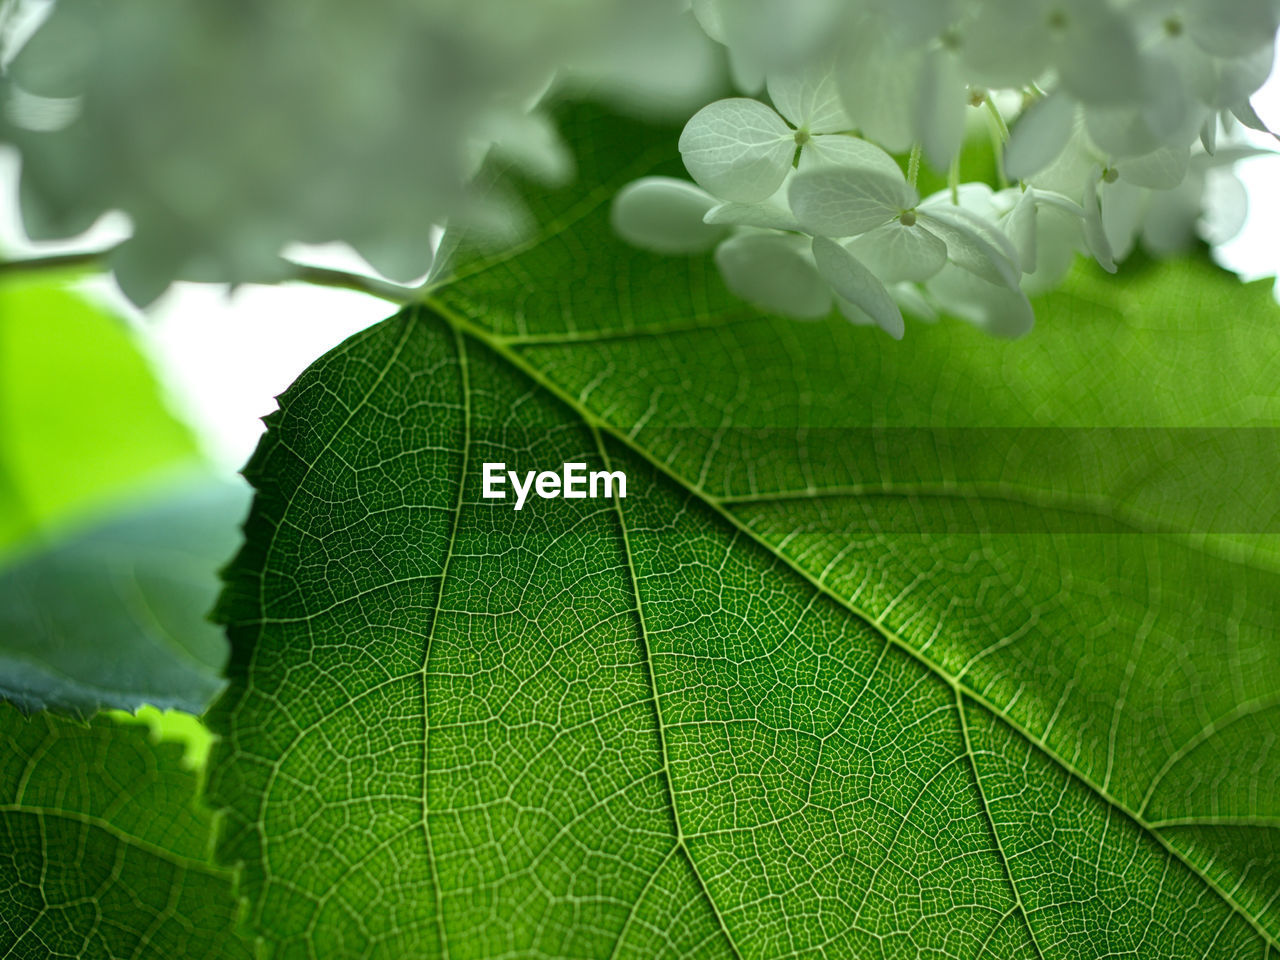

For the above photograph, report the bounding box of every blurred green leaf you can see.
[0,479,249,716]
[0,273,241,716]
[0,273,203,554]
[0,702,251,959]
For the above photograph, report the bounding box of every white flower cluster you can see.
[615,0,1279,338]
[0,0,716,305]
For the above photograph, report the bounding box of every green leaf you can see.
[0,702,251,959]
[0,273,204,554]
[208,104,1280,957]
[0,480,250,715]
[0,273,238,715]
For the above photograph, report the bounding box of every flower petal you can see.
[690,0,728,43]
[811,236,905,338]
[799,136,905,179]
[714,232,832,318]
[704,190,800,232]
[926,264,1035,339]
[955,0,1052,88]
[611,177,728,254]
[766,56,852,133]
[837,33,923,154]
[1005,93,1076,181]
[1082,167,1117,273]
[1186,0,1280,57]
[891,283,939,323]
[1003,189,1039,275]
[835,296,878,327]
[1200,114,1218,154]
[916,206,1022,286]
[1230,97,1273,133]
[846,220,948,284]
[1141,182,1202,255]
[479,109,574,186]
[1118,145,1190,190]
[789,164,915,237]
[678,98,795,202]
[1200,168,1248,245]
[1055,5,1142,107]
[703,173,798,231]
[918,50,968,170]
[728,45,767,95]
[1084,104,1161,159]
[1099,179,1144,262]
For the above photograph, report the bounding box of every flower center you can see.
[899,209,918,227]
[1164,16,1183,37]
[794,128,811,146]
[1046,8,1069,31]
[1102,167,1119,184]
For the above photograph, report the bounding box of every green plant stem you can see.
[0,249,105,278]
[907,143,922,189]
[0,247,420,305]
[985,99,1011,190]
[984,98,1011,141]
[291,264,421,303]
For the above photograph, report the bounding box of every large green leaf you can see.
[0,702,251,959]
[208,105,1280,957]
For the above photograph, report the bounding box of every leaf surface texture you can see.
[210,105,1280,958]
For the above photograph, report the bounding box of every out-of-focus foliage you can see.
[0,0,718,303]
[0,273,244,716]
[0,479,249,715]
[0,273,202,550]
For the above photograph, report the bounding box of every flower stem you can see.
[0,246,419,304]
[907,143,922,189]
[984,98,1011,189]
[985,98,1011,141]
[948,153,961,205]
[0,249,104,277]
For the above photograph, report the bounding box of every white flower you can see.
[1099,145,1256,259]
[677,57,855,203]
[994,186,1088,295]
[690,0,848,91]
[678,98,800,202]
[1005,93,1080,182]
[786,156,918,239]
[612,0,1280,341]
[925,263,1036,339]
[714,231,832,318]
[703,173,802,232]
[811,235,906,337]
[611,176,730,254]
[949,0,1144,105]
[1131,0,1280,60]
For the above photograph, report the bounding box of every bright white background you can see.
[3,50,1280,472]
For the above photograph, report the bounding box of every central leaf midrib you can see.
[593,423,745,960]
[417,322,470,960]
[421,299,1280,949]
